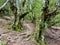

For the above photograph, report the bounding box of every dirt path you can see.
[0,18,36,45]
[0,17,60,45]
[45,27,60,45]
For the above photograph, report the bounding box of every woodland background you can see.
[0,0,60,45]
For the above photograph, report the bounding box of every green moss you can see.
[0,41,7,45]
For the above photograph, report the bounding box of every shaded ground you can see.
[45,27,60,45]
[0,17,36,45]
[0,16,60,45]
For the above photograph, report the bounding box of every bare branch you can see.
[19,10,32,19]
[47,5,60,16]
[47,8,57,15]
[0,0,9,9]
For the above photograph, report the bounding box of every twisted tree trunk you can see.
[9,0,32,31]
[37,0,60,45]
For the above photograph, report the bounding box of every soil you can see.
[0,17,36,45]
[45,27,60,45]
[0,16,60,45]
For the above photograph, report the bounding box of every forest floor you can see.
[0,16,60,45]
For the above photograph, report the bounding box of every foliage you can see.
[0,0,60,45]
[0,41,7,45]
[33,0,60,45]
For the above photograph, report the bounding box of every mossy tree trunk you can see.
[37,0,60,45]
[9,0,20,31]
[9,0,32,31]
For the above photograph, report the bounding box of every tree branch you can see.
[0,0,9,9]
[47,8,57,15]
[19,10,32,20]
[47,4,60,16]
[22,0,26,7]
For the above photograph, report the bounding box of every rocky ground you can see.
[0,16,60,45]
